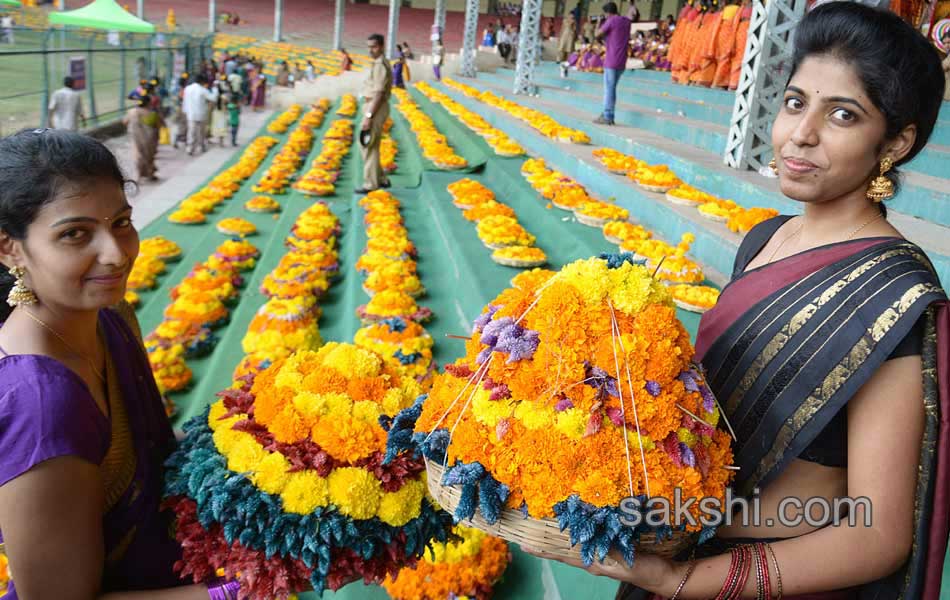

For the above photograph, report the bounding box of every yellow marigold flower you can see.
[352,400,382,424]
[280,470,330,514]
[253,452,293,495]
[226,434,266,474]
[377,477,426,526]
[555,408,589,440]
[207,400,229,429]
[471,387,511,427]
[319,342,382,379]
[312,416,384,463]
[513,402,555,431]
[382,388,408,416]
[677,427,698,446]
[327,467,382,520]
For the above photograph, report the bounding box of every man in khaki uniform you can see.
[357,33,393,193]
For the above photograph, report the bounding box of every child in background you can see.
[227,93,241,147]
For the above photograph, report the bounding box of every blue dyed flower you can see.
[645,380,661,397]
[379,317,407,333]
[598,252,646,269]
[393,349,422,365]
[472,304,500,333]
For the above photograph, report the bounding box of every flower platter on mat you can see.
[384,254,734,566]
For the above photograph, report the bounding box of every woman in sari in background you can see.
[0,130,241,598]
[711,0,741,88]
[671,1,700,83]
[250,71,267,112]
[122,94,162,182]
[688,1,721,85]
[526,5,949,598]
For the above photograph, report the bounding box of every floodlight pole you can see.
[274,0,284,42]
[460,0,479,77]
[333,0,344,50]
[137,0,144,19]
[387,0,400,60]
[209,0,216,33]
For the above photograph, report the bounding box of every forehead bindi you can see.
[789,56,870,104]
[36,180,129,228]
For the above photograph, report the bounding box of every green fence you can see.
[0,26,215,134]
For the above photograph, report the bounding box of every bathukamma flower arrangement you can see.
[384,254,734,566]
[163,343,453,599]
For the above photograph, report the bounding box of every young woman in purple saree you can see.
[0,130,238,599]
[524,4,949,598]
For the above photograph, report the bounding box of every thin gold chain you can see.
[20,309,105,382]
[767,211,885,265]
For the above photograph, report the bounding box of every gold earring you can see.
[867,157,894,203]
[7,266,37,308]
[768,158,778,173]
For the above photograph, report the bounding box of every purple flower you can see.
[680,442,696,468]
[699,384,716,413]
[677,370,700,393]
[645,380,661,397]
[554,397,575,412]
[472,304,500,333]
[476,347,493,365]
[479,315,513,347]
[495,327,540,363]
[584,362,620,402]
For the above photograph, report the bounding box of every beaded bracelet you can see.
[669,560,697,600]
[753,543,771,600]
[766,542,783,599]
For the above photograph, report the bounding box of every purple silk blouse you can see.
[0,308,183,598]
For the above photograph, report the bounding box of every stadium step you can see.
[435,79,950,288]
[477,69,950,229]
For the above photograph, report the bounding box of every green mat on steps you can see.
[133,93,715,600]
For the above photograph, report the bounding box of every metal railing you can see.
[0,25,214,134]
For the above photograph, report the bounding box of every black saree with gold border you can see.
[693,235,950,599]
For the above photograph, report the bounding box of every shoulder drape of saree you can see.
[728,5,752,89]
[712,6,741,88]
[690,10,722,85]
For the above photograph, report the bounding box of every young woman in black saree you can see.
[525,3,949,598]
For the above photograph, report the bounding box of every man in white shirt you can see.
[1,14,13,44]
[48,77,85,131]
[181,73,219,155]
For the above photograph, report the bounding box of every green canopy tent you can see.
[0,0,23,8]
[48,0,155,33]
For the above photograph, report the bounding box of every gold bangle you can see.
[766,543,783,599]
[670,560,697,600]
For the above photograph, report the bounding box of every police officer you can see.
[357,33,393,193]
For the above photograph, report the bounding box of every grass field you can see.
[0,27,208,133]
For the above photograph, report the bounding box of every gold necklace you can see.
[843,211,885,241]
[21,309,105,382]
[767,211,885,265]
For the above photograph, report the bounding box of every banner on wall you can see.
[69,56,87,90]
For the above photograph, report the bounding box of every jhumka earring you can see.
[867,157,895,203]
[768,158,778,173]
[6,266,37,307]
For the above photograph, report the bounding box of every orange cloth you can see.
[729,4,753,90]
[677,9,704,83]
[690,9,723,86]
[712,5,741,88]
[671,7,700,83]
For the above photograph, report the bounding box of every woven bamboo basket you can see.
[425,460,696,561]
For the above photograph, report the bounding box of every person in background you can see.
[250,69,267,112]
[497,25,513,63]
[293,63,306,85]
[392,49,410,89]
[209,78,230,147]
[275,61,291,87]
[182,73,218,155]
[0,129,244,600]
[224,53,237,76]
[357,33,393,194]
[47,77,85,132]
[340,48,353,71]
[171,95,187,149]
[122,93,162,182]
[1,13,13,45]
[227,92,241,147]
[558,13,577,62]
[482,23,497,47]
[402,41,414,59]
[626,3,640,22]
[433,37,445,80]
[581,16,596,45]
[594,1,631,125]
[305,60,316,81]
[227,64,243,100]
[666,12,677,30]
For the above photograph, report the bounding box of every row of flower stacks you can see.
[520,158,719,313]
[167,133,281,225]
[413,81,525,158]
[445,178,547,269]
[163,111,454,599]
[292,103,356,197]
[253,101,330,195]
[443,78,590,145]
[592,148,779,235]
[384,255,734,567]
[353,191,435,386]
[392,88,468,170]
